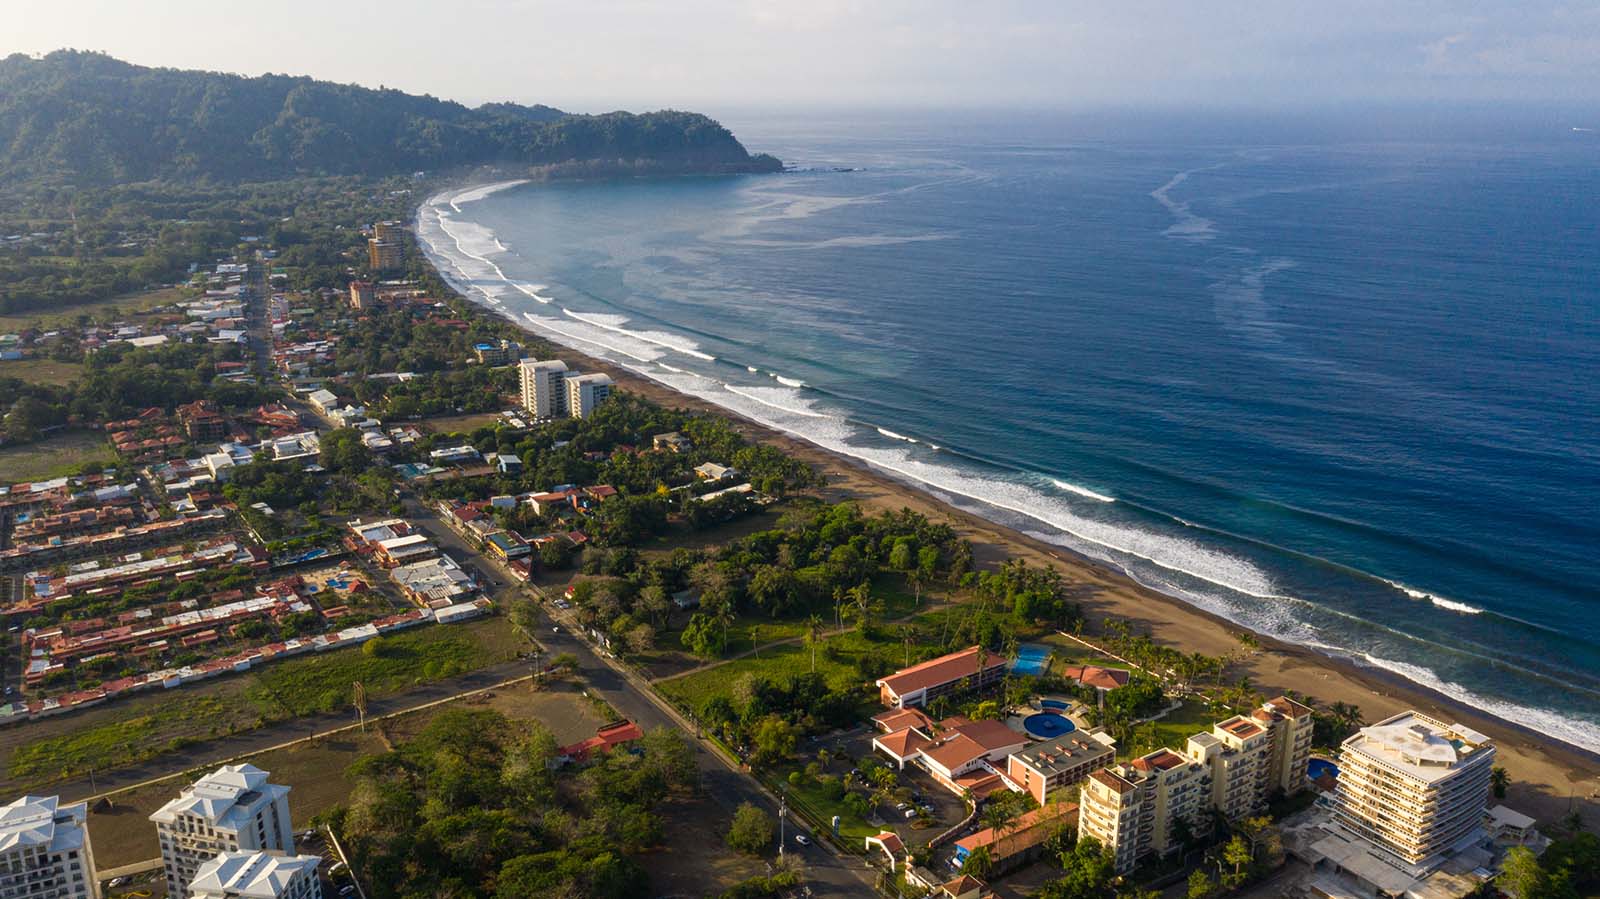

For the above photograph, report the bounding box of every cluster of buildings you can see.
[0,764,325,899]
[518,358,614,420]
[343,518,490,620]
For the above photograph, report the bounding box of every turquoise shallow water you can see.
[418,112,1600,752]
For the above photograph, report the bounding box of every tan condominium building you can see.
[519,359,570,419]
[0,795,98,899]
[1188,715,1273,821]
[1334,712,1494,867]
[565,372,614,419]
[188,851,323,899]
[1252,695,1315,796]
[1080,769,1144,873]
[372,220,403,242]
[367,237,402,271]
[1079,699,1308,873]
[151,765,294,898]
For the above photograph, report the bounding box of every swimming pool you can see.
[1023,712,1076,740]
[1012,644,1050,676]
[1308,758,1339,780]
[1039,698,1070,711]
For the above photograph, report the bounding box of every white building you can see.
[565,373,614,419]
[0,795,98,899]
[151,764,294,898]
[518,359,570,419]
[188,851,322,899]
[1334,712,1495,868]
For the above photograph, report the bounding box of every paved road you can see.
[402,498,877,896]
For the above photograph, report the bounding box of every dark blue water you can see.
[418,112,1600,751]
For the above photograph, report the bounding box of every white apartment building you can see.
[151,764,294,898]
[518,359,570,419]
[188,851,322,899]
[565,372,614,419]
[1123,747,1212,860]
[0,795,98,899]
[1334,712,1495,867]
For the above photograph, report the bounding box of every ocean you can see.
[416,110,1600,753]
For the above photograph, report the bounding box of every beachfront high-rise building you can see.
[1189,715,1273,820]
[565,373,614,419]
[519,359,570,419]
[1333,712,1495,867]
[372,221,403,243]
[1252,695,1315,796]
[0,795,98,899]
[151,764,294,898]
[188,851,323,899]
[1080,769,1143,873]
[367,236,403,271]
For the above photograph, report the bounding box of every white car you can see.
[794,833,811,847]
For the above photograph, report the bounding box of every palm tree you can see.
[804,615,823,673]
[1490,766,1510,799]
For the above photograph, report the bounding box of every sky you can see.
[9,1,1600,115]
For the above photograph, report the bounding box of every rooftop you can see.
[0,795,87,854]
[1012,731,1115,774]
[876,646,1007,699]
[189,851,320,898]
[1342,712,1492,782]
[150,763,289,830]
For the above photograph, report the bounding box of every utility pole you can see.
[778,787,787,857]
[353,680,368,732]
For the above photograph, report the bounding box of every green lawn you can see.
[0,429,117,481]
[0,357,83,385]
[1117,698,1217,760]
[772,767,882,844]
[0,286,185,331]
[658,641,862,713]
[8,695,233,783]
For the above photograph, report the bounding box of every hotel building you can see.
[1006,731,1116,807]
[366,237,402,271]
[1080,769,1144,873]
[150,764,294,898]
[1333,712,1495,867]
[874,646,1008,710]
[1188,715,1272,821]
[0,795,98,899]
[188,851,323,899]
[1253,695,1315,796]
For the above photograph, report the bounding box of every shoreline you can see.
[415,192,1600,825]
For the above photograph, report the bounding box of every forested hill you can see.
[0,51,781,184]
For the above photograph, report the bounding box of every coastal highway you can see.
[401,497,879,896]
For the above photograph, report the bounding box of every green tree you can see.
[1498,845,1550,899]
[1490,766,1510,799]
[726,802,775,855]
[750,715,799,768]
[1186,869,1217,899]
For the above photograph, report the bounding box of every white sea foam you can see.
[877,428,915,442]
[447,179,530,212]
[1385,579,1484,615]
[747,366,760,373]
[774,375,805,388]
[1151,167,1221,241]
[1356,653,1600,753]
[1051,479,1115,503]
[561,309,717,361]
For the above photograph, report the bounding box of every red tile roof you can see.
[1061,665,1131,690]
[877,646,1006,699]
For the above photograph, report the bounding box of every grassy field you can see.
[1118,698,1216,760]
[0,429,117,481]
[2,618,528,789]
[0,285,186,332]
[0,357,83,385]
[83,682,606,868]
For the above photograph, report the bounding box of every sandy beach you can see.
[482,315,1600,827]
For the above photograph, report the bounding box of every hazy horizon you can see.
[11,1,1600,118]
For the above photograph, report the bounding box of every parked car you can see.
[794,834,811,847]
[904,808,918,819]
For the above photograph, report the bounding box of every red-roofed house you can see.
[875,646,1007,709]
[864,832,906,869]
[873,727,933,770]
[560,720,645,763]
[873,706,935,734]
[952,802,1075,875]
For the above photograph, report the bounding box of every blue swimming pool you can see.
[1308,758,1339,780]
[1023,712,1075,740]
[1012,644,1050,676]
[1040,698,1070,711]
